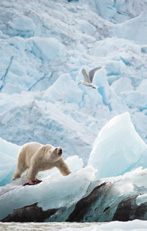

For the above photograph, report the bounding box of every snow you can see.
[98,220,147,231]
[0,220,147,231]
[0,0,147,228]
[136,194,147,206]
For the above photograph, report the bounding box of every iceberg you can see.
[0,0,147,225]
[0,166,95,221]
[88,112,147,178]
[1,113,147,222]
[0,138,19,186]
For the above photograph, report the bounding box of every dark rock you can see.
[67,182,111,222]
[113,195,147,221]
[2,182,147,223]
[1,203,58,222]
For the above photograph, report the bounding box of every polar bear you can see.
[12,142,71,185]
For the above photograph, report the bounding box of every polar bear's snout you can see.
[57,147,62,155]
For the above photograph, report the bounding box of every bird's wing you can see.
[89,66,102,83]
[82,68,90,83]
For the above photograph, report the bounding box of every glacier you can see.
[0,0,147,165]
[0,0,147,227]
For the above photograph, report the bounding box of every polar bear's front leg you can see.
[26,166,39,183]
[55,158,71,176]
[24,167,42,186]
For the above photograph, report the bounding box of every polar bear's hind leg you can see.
[12,170,21,180]
[12,161,27,180]
[12,165,27,180]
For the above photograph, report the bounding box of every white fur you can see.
[12,142,71,182]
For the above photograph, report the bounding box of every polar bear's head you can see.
[47,146,63,163]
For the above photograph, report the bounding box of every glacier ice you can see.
[1,113,147,222]
[0,0,147,160]
[0,166,96,220]
[43,73,83,104]
[116,12,147,44]
[0,138,19,186]
[27,37,65,62]
[0,0,147,224]
[88,112,147,178]
[8,16,35,38]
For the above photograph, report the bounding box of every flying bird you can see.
[78,67,103,89]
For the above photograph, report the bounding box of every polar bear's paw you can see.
[23,179,42,186]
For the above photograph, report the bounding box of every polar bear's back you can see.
[18,142,43,167]
[22,142,43,153]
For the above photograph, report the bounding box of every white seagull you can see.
[78,67,103,89]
